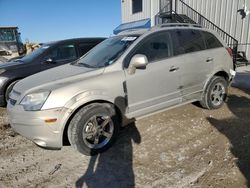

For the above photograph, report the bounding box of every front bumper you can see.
[7,103,68,149]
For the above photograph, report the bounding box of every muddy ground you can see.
[0,68,250,188]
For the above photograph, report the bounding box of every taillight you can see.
[226,47,233,58]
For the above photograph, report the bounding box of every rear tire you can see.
[200,76,228,109]
[67,103,120,156]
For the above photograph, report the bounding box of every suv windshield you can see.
[20,44,51,63]
[76,35,139,68]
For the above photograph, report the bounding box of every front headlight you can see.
[20,91,50,111]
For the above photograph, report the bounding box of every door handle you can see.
[206,57,214,62]
[169,66,179,72]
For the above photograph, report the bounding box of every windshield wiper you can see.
[14,59,24,63]
[78,63,96,68]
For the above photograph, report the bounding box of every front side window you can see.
[131,32,172,63]
[132,0,143,14]
[0,29,15,42]
[76,35,138,68]
[203,31,223,49]
[47,44,77,62]
[174,29,206,55]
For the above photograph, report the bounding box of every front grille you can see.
[9,89,21,106]
[9,98,17,106]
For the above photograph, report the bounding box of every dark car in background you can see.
[0,37,106,106]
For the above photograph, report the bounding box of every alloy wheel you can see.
[82,115,114,149]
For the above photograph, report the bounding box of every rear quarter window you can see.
[202,31,223,49]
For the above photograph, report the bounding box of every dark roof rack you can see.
[159,23,202,28]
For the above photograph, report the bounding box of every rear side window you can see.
[132,31,172,63]
[203,31,223,49]
[78,43,97,57]
[174,29,206,55]
[46,44,77,62]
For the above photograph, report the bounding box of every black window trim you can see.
[123,30,174,68]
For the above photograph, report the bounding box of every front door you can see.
[124,31,181,118]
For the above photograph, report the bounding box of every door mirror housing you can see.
[128,54,148,75]
[44,58,56,64]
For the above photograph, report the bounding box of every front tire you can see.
[200,76,228,109]
[67,103,120,156]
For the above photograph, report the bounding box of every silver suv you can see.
[7,24,236,155]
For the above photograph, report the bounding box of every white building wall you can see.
[150,0,160,26]
[121,0,152,24]
[121,0,160,26]
[177,0,250,59]
[121,0,250,59]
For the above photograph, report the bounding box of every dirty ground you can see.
[0,68,250,188]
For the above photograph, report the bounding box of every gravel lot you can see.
[0,67,250,188]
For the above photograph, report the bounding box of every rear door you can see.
[171,29,211,101]
[202,31,226,69]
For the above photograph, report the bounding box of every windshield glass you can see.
[76,35,139,68]
[20,44,51,63]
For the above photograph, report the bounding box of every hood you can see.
[0,60,24,69]
[14,63,104,94]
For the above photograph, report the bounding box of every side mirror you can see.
[44,58,56,64]
[128,54,148,75]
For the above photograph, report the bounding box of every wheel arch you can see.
[203,70,230,91]
[214,71,230,82]
[62,99,124,146]
[4,78,22,93]
[3,78,23,103]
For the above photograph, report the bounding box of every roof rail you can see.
[117,28,149,35]
[158,23,202,28]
